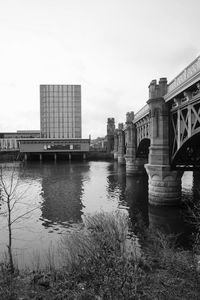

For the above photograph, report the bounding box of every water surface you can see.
[0,161,197,267]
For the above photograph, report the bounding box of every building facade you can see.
[0,130,40,151]
[40,85,81,139]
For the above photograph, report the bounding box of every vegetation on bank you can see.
[0,210,200,300]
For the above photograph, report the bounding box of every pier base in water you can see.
[145,164,183,206]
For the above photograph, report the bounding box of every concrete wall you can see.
[19,139,90,153]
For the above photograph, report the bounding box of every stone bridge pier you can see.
[117,123,126,165]
[125,112,146,175]
[113,129,119,160]
[145,78,183,206]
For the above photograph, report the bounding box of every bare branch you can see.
[11,206,39,225]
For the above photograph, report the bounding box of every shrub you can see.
[57,211,144,299]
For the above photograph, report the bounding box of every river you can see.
[0,160,198,268]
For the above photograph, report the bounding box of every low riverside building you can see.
[0,130,40,151]
[19,138,90,161]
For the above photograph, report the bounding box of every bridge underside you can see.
[171,132,200,170]
[136,138,150,158]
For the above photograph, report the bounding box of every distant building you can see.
[0,85,90,159]
[40,85,81,139]
[0,130,40,139]
[18,85,89,160]
[0,130,40,151]
[90,137,107,151]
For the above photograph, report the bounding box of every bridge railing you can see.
[134,104,149,123]
[167,56,200,94]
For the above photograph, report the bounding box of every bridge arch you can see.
[171,131,200,169]
[136,138,150,158]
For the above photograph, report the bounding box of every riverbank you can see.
[0,151,19,162]
[1,211,200,300]
[87,150,113,160]
[0,150,113,162]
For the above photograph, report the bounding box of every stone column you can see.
[125,112,146,175]
[106,118,115,153]
[113,129,119,160]
[117,123,126,165]
[125,112,136,174]
[145,78,183,206]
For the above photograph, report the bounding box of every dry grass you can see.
[0,210,200,299]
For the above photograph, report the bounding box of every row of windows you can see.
[45,144,81,150]
[41,119,81,123]
[41,123,80,126]
[41,124,81,128]
[40,89,81,95]
[41,102,81,106]
[45,109,81,113]
[42,128,81,131]
[42,120,81,125]
[40,86,81,92]
[40,102,81,108]
[41,115,81,119]
[42,127,81,131]
[41,95,81,99]
[41,97,81,102]
[41,125,81,128]
[41,107,81,115]
[41,125,81,129]
[41,114,81,118]
[41,115,81,118]
[43,135,81,138]
[41,108,81,112]
[41,131,81,135]
[41,109,81,113]
[41,121,81,125]
[41,112,81,116]
[41,120,81,123]
[40,99,81,103]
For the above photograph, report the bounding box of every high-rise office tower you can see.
[40,85,81,138]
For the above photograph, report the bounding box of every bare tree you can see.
[0,164,39,273]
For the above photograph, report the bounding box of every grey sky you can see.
[0,0,199,138]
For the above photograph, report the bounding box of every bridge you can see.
[112,56,200,206]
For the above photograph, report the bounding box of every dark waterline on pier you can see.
[0,161,198,267]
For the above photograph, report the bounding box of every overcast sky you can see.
[0,0,199,138]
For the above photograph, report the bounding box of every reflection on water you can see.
[40,163,89,228]
[125,175,149,228]
[106,162,126,207]
[0,160,199,267]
